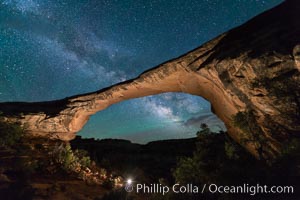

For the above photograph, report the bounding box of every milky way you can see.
[0,0,283,143]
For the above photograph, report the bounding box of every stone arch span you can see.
[1,0,300,160]
[1,54,240,139]
[0,50,245,153]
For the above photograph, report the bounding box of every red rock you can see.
[0,0,299,160]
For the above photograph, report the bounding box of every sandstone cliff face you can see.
[0,0,299,160]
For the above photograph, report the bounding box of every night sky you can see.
[0,0,283,143]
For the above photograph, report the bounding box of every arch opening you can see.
[78,92,225,143]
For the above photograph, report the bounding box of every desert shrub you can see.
[63,144,78,170]
[232,111,251,133]
[232,110,269,158]
[224,140,240,160]
[50,143,92,174]
[0,120,23,148]
[51,143,79,172]
[173,131,226,185]
[173,156,201,184]
[281,138,300,156]
[173,125,264,188]
[74,149,91,168]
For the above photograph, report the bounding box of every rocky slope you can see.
[0,0,299,160]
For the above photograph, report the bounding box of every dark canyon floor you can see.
[0,122,299,200]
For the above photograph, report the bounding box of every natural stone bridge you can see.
[0,0,299,160]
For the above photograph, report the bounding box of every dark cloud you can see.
[184,113,226,132]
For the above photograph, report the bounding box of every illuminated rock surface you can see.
[0,0,299,159]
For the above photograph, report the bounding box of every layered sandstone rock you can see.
[0,0,299,160]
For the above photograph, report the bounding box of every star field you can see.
[0,0,283,143]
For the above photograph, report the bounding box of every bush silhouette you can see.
[0,118,23,148]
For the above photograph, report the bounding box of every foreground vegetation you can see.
[0,119,121,199]
[170,125,300,199]
[0,118,299,199]
[72,124,300,200]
